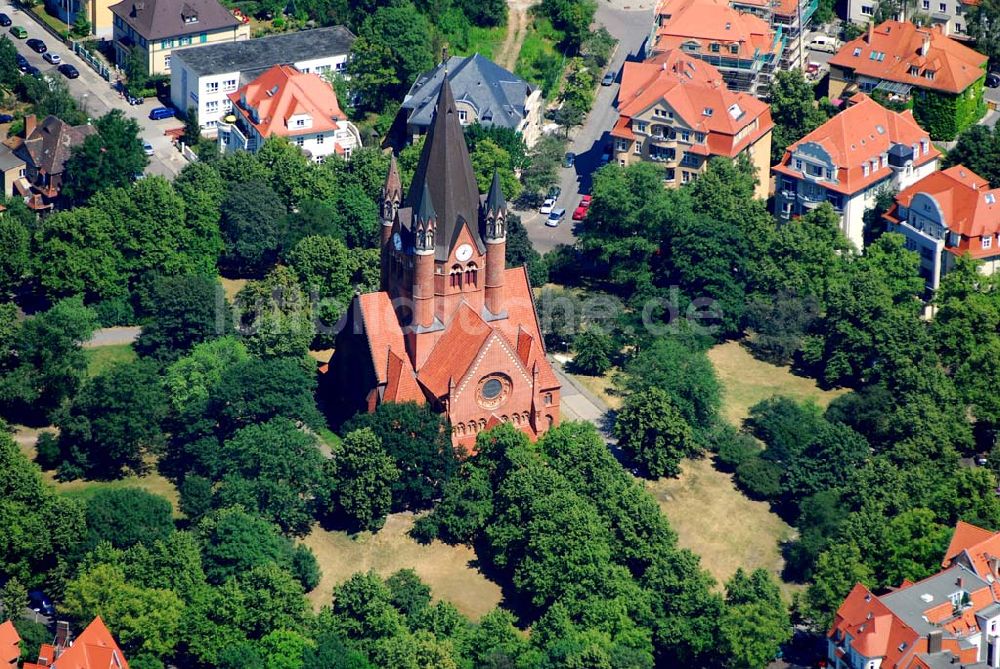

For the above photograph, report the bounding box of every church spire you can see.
[485,169,506,217]
[383,154,402,206]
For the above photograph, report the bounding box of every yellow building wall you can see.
[146,24,250,76]
[746,129,772,200]
[88,0,115,36]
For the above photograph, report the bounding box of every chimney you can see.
[956,576,963,588]
[867,21,874,43]
[920,32,931,56]
[24,114,36,137]
[928,630,943,654]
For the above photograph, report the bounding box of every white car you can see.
[143,141,154,156]
[42,52,60,65]
[545,208,566,227]
[807,36,840,53]
[539,196,556,214]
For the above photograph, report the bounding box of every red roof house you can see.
[0,621,19,669]
[23,617,129,669]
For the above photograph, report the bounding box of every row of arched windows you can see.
[449,263,478,289]
[452,411,533,436]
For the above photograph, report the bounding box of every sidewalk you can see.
[549,356,617,442]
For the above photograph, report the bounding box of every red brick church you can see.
[327,80,560,450]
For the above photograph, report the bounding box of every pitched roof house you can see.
[326,80,560,450]
[772,93,939,249]
[611,49,773,197]
[219,64,361,161]
[13,114,97,210]
[23,617,129,669]
[884,165,1000,291]
[400,54,542,146]
[829,522,1000,669]
[0,621,19,669]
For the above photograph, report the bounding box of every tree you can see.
[351,4,434,111]
[214,418,327,535]
[135,274,225,361]
[571,328,614,375]
[12,619,48,664]
[32,207,125,303]
[345,37,399,114]
[0,36,20,89]
[453,0,507,25]
[721,569,791,669]
[878,508,951,587]
[55,359,168,479]
[768,70,829,163]
[539,0,598,51]
[197,506,310,586]
[17,75,86,125]
[324,428,399,531]
[0,576,26,619]
[85,488,174,550]
[803,543,873,630]
[234,267,314,359]
[71,10,91,37]
[943,124,1000,186]
[62,109,148,203]
[615,388,696,478]
[966,0,1000,64]
[0,212,29,295]
[163,337,249,421]
[343,402,457,510]
[470,139,521,202]
[219,181,287,277]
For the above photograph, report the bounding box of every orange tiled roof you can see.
[829,21,987,95]
[0,620,19,665]
[772,93,938,196]
[942,520,1000,596]
[38,617,129,669]
[229,64,346,140]
[418,303,495,398]
[653,0,778,62]
[616,51,772,158]
[830,584,921,667]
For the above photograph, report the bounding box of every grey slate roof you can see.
[172,26,355,77]
[402,54,534,132]
[879,564,991,638]
[15,116,96,176]
[109,0,239,40]
[0,145,25,172]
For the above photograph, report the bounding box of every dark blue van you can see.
[148,106,175,120]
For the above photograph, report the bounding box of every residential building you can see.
[13,114,97,211]
[884,165,1000,291]
[109,0,250,77]
[611,50,773,198]
[829,521,1000,669]
[0,621,19,669]
[729,0,818,71]
[326,80,561,451]
[773,93,939,249]
[649,0,785,96]
[24,617,129,669]
[828,21,987,139]
[46,0,118,38]
[400,54,542,146]
[0,141,26,199]
[218,64,361,161]
[170,26,355,135]
[845,0,977,40]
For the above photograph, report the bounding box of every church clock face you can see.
[392,232,402,251]
[455,243,473,262]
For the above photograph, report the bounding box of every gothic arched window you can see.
[465,262,478,287]
[450,265,463,289]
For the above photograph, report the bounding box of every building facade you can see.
[170,26,354,135]
[828,22,987,138]
[884,165,1000,291]
[611,50,773,198]
[327,80,561,451]
[109,0,249,77]
[845,0,977,39]
[773,94,939,249]
[829,521,1000,669]
[46,0,117,38]
[218,64,361,161]
[12,114,97,211]
[400,54,543,147]
[650,0,785,97]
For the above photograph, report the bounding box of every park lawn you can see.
[646,457,799,599]
[83,343,136,377]
[708,340,847,427]
[571,367,622,410]
[303,513,502,620]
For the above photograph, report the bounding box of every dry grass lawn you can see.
[709,340,847,427]
[303,513,502,620]
[220,277,248,302]
[571,367,622,410]
[647,457,799,598]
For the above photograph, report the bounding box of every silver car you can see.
[546,208,566,227]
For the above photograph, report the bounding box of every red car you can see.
[579,195,592,208]
[572,205,588,220]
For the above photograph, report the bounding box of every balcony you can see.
[217,121,249,152]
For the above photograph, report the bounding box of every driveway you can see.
[519,3,654,253]
[82,326,141,348]
[1,3,187,179]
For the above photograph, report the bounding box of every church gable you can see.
[450,330,533,406]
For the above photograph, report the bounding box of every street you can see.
[1,3,187,178]
[518,3,653,253]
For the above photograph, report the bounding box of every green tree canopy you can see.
[135,274,225,361]
[324,427,399,531]
[615,387,696,478]
[63,109,149,203]
[85,488,175,550]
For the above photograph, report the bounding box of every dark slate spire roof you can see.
[415,181,436,223]
[405,79,485,262]
[485,169,506,215]
[384,153,402,203]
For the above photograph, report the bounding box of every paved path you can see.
[520,3,654,253]
[2,3,188,179]
[82,326,141,348]
[550,356,616,442]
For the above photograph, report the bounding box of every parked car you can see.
[602,71,615,86]
[987,72,1000,88]
[545,207,566,227]
[547,185,561,199]
[0,114,13,123]
[539,196,557,214]
[579,195,592,208]
[28,590,55,617]
[58,63,79,79]
[0,14,12,26]
[26,38,46,53]
[977,454,990,466]
[143,141,154,156]
[563,152,575,168]
[25,65,41,78]
[43,52,60,65]
[9,26,27,39]
[807,36,839,53]
[572,205,588,221]
[15,54,27,71]
[148,106,175,120]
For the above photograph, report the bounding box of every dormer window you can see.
[921,140,928,154]
[863,163,870,177]
[729,45,739,55]
[703,107,713,116]
[983,236,993,250]
[853,47,862,56]
[987,193,996,205]
[295,118,306,127]
[711,43,720,52]
[909,65,919,76]
[925,70,935,80]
